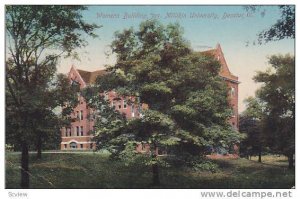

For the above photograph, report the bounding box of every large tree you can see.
[5,5,100,188]
[254,54,295,168]
[85,20,242,185]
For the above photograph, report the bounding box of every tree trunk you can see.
[151,145,160,186]
[258,150,262,163]
[288,153,294,169]
[36,132,42,159]
[21,142,29,188]
[152,160,160,186]
[258,146,262,163]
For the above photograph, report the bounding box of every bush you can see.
[193,160,219,173]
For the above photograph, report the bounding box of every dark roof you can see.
[77,69,107,84]
[199,49,217,56]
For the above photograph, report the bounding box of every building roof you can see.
[199,44,239,82]
[72,44,238,85]
[77,69,107,84]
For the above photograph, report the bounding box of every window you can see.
[70,142,77,149]
[230,87,235,97]
[90,143,93,149]
[80,126,84,136]
[64,144,67,149]
[76,111,79,119]
[80,144,83,149]
[69,128,71,137]
[142,143,145,151]
[76,126,79,136]
[65,128,71,137]
[80,110,84,120]
[104,92,109,100]
[131,105,135,117]
[123,100,127,109]
[118,102,122,109]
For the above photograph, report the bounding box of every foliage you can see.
[192,160,219,173]
[245,5,295,44]
[6,5,99,148]
[253,54,294,159]
[258,6,295,43]
[5,5,100,187]
[239,97,265,158]
[85,20,243,176]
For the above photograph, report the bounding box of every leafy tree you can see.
[245,5,295,44]
[5,5,100,188]
[239,97,265,162]
[254,54,295,168]
[85,20,243,185]
[32,74,80,159]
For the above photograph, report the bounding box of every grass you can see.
[5,152,294,189]
[250,155,290,167]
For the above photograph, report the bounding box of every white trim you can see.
[61,141,95,144]
[62,136,93,138]
[220,75,240,84]
[71,65,87,88]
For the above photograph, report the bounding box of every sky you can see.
[56,5,295,113]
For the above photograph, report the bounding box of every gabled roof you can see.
[200,44,238,82]
[77,69,107,84]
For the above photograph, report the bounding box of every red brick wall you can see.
[61,66,143,150]
[226,80,239,130]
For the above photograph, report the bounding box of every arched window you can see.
[70,142,77,149]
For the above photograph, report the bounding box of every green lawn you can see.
[5,152,294,189]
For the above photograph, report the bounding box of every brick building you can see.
[60,43,239,150]
[60,66,144,150]
[201,44,239,130]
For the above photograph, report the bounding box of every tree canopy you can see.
[5,5,100,187]
[239,97,265,161]
[245,5,295,44]
[84,20,243,185]
[242,54,295,168]
[254,54,295,163]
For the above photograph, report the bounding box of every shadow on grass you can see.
[5,153,295,189]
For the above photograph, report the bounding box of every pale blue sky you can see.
[56,5,295,112]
